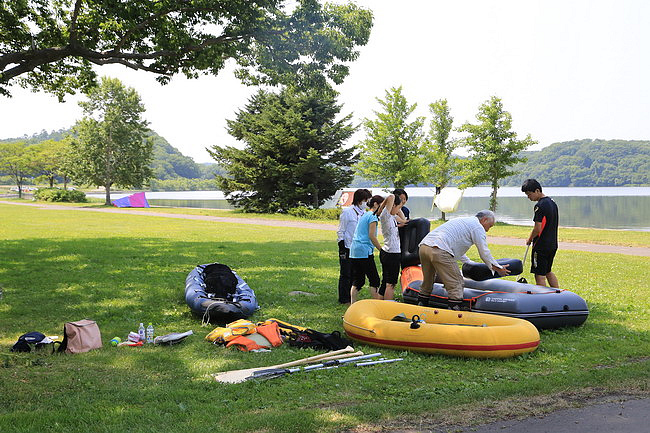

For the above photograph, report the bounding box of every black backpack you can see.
[10,332,57,353]
[202,263,238,298]
[287,329,353,351]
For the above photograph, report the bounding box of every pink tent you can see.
[112,192,150,208]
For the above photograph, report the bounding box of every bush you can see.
[287,206,341,220]
[34,188,87,203]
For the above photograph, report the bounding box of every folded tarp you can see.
[112,192,150,208]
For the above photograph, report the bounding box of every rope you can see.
[342,318,375,334]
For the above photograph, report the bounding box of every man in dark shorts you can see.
[521,179,559,288]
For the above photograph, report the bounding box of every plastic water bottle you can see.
[138,323,146,342]
[146,323,154,344]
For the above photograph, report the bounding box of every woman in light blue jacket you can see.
[349,195,387,304]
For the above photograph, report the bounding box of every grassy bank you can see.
[1,203,649,433]
[3,198,650,247]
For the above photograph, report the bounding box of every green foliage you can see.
[423,99,461,220]
[209,87,357,212]
[29,138,73,187]
[3,129,227,185]
[0,141,37,198]
[0,0,373,100]
[33,187,87,202]
[459,96,537,211]
[70,77,153,205]
[287,206,342,220]
[149,178,218,191]
[148,132,202,180]
[502,139,650,187]
[356,86,427,188]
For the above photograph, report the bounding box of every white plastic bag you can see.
[433,187,464,213]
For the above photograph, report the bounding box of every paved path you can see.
[2,200,649,257]
[445,396,650,433]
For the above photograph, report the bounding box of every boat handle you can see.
[342,318,376,334]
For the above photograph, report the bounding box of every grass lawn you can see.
[1,203,649,433]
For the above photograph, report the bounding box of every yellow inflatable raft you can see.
[343,300,540,358]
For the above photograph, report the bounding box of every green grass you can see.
[4,198,650,247]
[1,203,650,433]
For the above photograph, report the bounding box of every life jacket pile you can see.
[205,318,353,352]
[206,319,283,352]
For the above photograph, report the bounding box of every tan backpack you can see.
[58,319,103,354]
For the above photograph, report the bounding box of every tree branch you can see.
[68,0,84,43]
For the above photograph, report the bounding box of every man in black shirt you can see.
[521,179,559,288]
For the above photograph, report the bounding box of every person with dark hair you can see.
[392,188,410,220]
[349,195,387,304]
[521,179,559,288]
[417,210,510,310]
[378,193,406,300]
[336,188,372,304]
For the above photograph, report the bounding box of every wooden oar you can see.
[214,346,357,383]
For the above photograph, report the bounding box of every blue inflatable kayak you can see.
[185,263,258,324]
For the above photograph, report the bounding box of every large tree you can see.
[0,141,37,198]
[70,76,153,205]
[459,96,536,211]
[355,86,426,188]
[0,0,373,100]
[209,87,357,212]
[424,98,460,220]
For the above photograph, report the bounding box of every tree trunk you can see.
[435,186,447,221]
[49,176,54,188]
[63,176,68,190]
[104,184,111,206]
[489,182,498,212]
[16,180,22,199]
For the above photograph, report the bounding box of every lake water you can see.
[94,187,650,231]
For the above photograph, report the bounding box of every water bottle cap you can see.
[148,322,152,326]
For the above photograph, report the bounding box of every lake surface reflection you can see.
[96,187,650,231]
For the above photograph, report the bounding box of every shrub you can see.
[34,188,87,203]
[287,206,341,220]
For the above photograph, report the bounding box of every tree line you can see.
[3,1,646,213]
[501,139,650,187]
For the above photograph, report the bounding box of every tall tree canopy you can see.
[30,138,72,187]
[209,87,357,212]
[355,86,426,188]
[424,98,460,220]
[459,96,536,211]
[0,141,36,198]
[0,0,373,100]
[70,76,153,205]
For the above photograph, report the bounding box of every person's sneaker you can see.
[417,295,430,307]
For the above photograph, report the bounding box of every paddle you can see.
[214,346,357,383]
[517,244,530,284]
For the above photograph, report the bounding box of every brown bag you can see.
[58,319,103,354]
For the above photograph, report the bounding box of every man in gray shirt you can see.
[418,210,510,310]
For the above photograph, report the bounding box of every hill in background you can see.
[502,139,650,187]
[3,131,649,187]
[1,128,223,181]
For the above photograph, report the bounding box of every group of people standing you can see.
[336,179,559,310]
[336,188,411,304]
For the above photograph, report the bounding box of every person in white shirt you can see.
[417,210,510,310]
[336,189,372,304]
[378,193,406,300]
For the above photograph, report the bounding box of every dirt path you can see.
[2,200,649,257]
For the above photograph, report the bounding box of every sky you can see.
[1,0,649,163]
